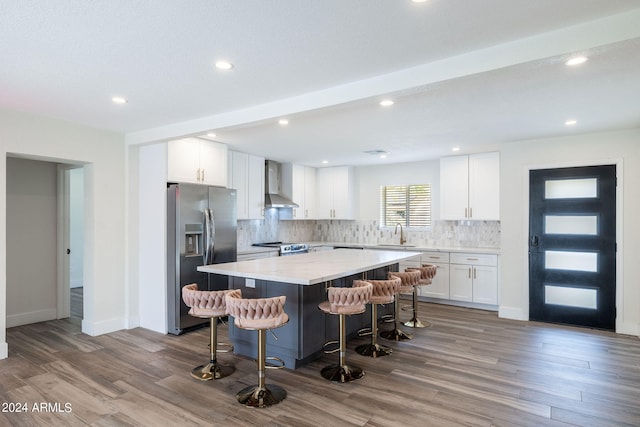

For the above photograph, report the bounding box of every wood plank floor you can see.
[1,303,639,426]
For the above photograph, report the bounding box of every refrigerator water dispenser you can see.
[185,223,203,256]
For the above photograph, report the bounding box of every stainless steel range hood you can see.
[265,160,299,208]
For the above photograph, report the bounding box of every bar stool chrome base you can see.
[404,318,430,328]
[355,342,393,358]
[191,362,235,381]
[237,384,287,408]
[380,328,413,341]
[321,364,364,383]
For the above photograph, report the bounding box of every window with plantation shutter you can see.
[380,184,431,228]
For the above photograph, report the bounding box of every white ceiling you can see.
[2,1,640,166]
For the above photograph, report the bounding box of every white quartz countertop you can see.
[198,249,421,285]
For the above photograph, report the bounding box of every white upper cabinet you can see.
[281,163,316,220]
[228,151,265,220]
[316,166,355,220]
[440,152,500,220]
[167,138,227,187]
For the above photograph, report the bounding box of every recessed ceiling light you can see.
[322,160,329,164]
[380,154,388,159]
[207,132,216,138]
[112,96,128,104]
[215,60,234,70]
[565,119,577,126]
[452,147,461,152]
[566,56,588,66]
[380,100,394,107]
[412,0,428,3]
[278,119,289,125]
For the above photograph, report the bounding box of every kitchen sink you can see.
[376,244,416,248]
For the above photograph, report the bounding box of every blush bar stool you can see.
[355,277,400,357]
[225,289,289,408]
[405,264,438,328]
[380,270,421,341]
[318,281,373,382]
[181,284,236,380]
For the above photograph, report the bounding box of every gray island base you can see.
[198,249,421,369]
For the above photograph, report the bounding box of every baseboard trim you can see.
[0,341,8,359]
[498,306,526,321]
[6,308,57,328]
[81,317,126,336]
[125,315,140,330]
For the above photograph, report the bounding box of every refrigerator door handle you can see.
[203,208,212,265]
[209,209,216,264]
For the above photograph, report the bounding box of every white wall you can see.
[0,108,127,359]
[6,158,58,327]
[356,158,441,220]
[500,129,640,335]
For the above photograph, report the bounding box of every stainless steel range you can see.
[252,241,309,256]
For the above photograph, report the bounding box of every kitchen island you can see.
[198,249,420,369]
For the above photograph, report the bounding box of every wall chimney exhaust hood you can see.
[265,160,299,208]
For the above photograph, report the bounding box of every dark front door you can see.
[529,165,616,330]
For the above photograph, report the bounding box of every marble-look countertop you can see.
[198,249,421,285]
[306,242,500,255]
[237,242,500,256]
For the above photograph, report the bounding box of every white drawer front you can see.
[421,252,450,264]
[450,253,498,266]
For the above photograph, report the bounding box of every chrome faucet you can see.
[394,223,407,245]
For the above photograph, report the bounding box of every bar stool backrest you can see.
[226,289,288,330]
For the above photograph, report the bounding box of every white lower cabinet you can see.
[419,252,450,299]
[369,247,499,310]
[449,253,498,305]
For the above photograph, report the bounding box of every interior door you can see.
[529,165,616,330]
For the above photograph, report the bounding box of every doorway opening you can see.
[5,157,85,328]
[529,165,616,330]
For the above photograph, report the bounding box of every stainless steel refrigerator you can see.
[167,183,237,335]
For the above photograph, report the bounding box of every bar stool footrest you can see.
[208,341,234,353]
[380,314,395,323]
[357,327,372,337]
[322,340,340,354]
[265,356,286,370]
[320,364,365,383]
[236,384,287,408]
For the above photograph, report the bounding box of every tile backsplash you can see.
[238,209,500,250]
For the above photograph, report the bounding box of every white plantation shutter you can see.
[380,184,431,228]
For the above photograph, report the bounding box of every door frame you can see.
[56,164,84,319]
[522,158,624,331]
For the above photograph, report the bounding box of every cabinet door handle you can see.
[196,168,201,182]
[469,207,473,218]
[201,169,205,182]
[429,256,441,259]
[468,268,471,278]
[473,267,476,279]
[467,258,479,261]
[465,208,468,218]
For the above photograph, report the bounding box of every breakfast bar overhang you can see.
[198,249,421,368]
